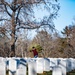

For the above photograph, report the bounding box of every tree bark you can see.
[10,12,16,57]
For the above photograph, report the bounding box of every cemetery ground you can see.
[6,70,52,75]
[1,57,75,75]
[67,70,75,75]
[6,70,75,75]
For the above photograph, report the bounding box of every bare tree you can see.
[0,35,10,57]
[60,24,75,58]
[31,30,52,57]
[0,0,60,56]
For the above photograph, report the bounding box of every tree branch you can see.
[4,5,12,17]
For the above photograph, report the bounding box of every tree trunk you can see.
[11,42,15,57]
[10,12,16,57]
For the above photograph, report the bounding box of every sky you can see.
[1,0,74,38]
[30,0,75,38]
[54,0,75,32]
[29,0,75,38]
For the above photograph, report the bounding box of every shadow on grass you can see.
[6,70,52,75]
[67,70,75,75]
[37,71,52,75]
[6,70,75,75]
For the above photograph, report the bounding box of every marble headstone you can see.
[0,59,6,75]
[59,59,66,75]
[44,58,50,71]
[9,59,17,75]
[36,58,44,73]
[52,66,62,75]
[28,61,37,75]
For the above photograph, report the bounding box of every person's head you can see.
[32,46,36,50]
[32,46,35,49]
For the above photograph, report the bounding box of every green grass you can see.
[6,70,9,75]
[37,71,52,75]
[6,70,52,75]
[67,70,75,75]
[6,70,75,75]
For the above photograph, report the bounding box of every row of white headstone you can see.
[0,57,75,75]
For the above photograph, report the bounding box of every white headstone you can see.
[70,58,75,70]
[16,64,26,75]
[36,58,44,73]
[16,58,27,75]
[59,59,66,75]
[9,59,17,71]
[44,58,50,71]
[6,58,11,70]
[66,58,72,72]
[28,61,37,75]
[9,59,17,75]
[0,59,6,75]
[49,58,58,70]
[52,66,62,75]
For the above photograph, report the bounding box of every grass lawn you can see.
[67,70,75,75]
[6,70,75,75]
[37,71,52,75]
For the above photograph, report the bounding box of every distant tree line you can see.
[0,18,75,58]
